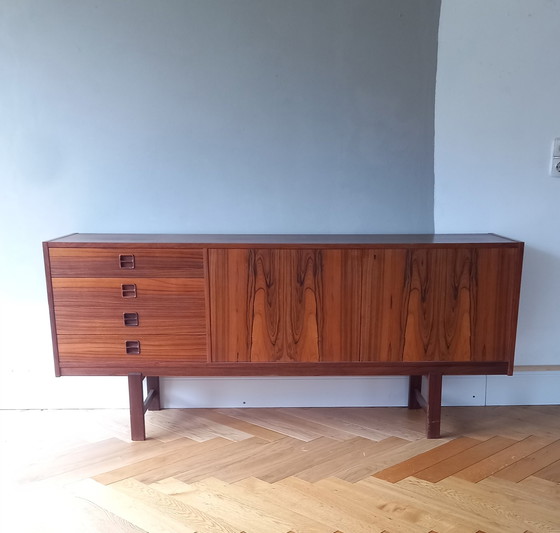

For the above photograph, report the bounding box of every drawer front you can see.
[57,334,207,361]
[53,307,206,335]
[52,278,205,307]
[49,248,204,278]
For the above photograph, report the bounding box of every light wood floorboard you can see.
[2,406,560,532]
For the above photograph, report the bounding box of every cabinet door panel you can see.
[360,248,475,362]
[209,249,361,362]
[401,248,473,362]
[319,249,362,361]
[360,249,409,362]
[250,248,319,362]
[209,249,252,362]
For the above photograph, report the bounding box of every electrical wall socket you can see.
[551,158,560,177]
[553,138,560,158]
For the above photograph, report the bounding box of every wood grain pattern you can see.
[472,247,523,370]
[453,435,553,482]
[374,437,482,483]
[43,234,524,433]
[210,246,522,365]
[209,249,362,363]
[6,406,560,533]
[402,249,473,362]
[492,439,560,482]
[57,334,207,361]
[54,307,205,336]
[360,249,409,362]
[49,248,204,278]
[414,436,518,482]
[53,278,206,335]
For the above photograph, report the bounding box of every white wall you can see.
[434,0,560,403]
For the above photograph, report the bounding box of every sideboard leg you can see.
[426,373,443,439]
[408,375,422,409]
[146,376,161,411]
[128,373,146,441]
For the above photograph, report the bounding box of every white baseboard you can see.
[160,376,410,408]
[160,375,489,409]
[486,371,560,405]
[161,372,559,409]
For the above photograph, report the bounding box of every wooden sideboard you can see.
[43,233,524,439]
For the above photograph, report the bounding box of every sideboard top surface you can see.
[45,233,522,248]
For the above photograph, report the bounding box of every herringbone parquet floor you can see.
[1,406,559,532]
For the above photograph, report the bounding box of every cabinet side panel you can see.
[43,243,61,376]
[472,247,523,365]
[209,249,252,362]
[402,249,473,362]
[360,249,408,362]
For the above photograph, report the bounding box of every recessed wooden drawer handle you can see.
[121,284,137,298]
[119,254,135,269]
[125,340,140,354]
[123,312,139,327]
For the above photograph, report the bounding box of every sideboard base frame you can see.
[128,374,161,441]
[127,371,453,441]
[408,374,443,439]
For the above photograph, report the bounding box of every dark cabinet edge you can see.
[57,361,510,377]
[43,242,61,377]
[43,233,524,248]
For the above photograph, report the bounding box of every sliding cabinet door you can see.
[209,249,361,363]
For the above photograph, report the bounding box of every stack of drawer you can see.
[47,247,208,371]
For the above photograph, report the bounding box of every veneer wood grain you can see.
[49,247,204,278]
[57,334,207,361]
[209,248,362,363]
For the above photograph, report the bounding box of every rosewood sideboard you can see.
[43,233,524,439]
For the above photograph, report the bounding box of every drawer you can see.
[57,334,207,360]
[53,307,206,335]
[52,278,205,307]
[48,248,204,278]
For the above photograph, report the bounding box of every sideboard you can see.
[43,233,524,440]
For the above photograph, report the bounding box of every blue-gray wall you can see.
[1,0,439,294]
[0,0,440,408]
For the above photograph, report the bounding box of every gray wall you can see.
[0,0,440,408]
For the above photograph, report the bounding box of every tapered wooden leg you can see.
[146,376,161,411]
[408,375,422,409]
[426,373,443,439]
[128,373,146,441]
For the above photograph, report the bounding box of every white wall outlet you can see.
[553,138,560,158]
[551,157,560,177]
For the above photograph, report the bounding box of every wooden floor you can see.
[1,406,559,532]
